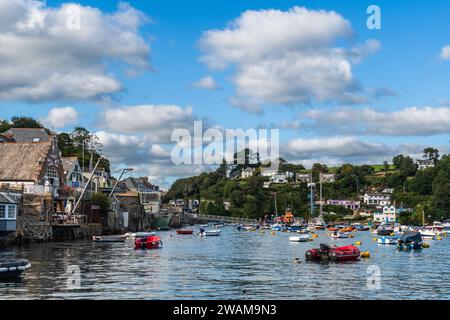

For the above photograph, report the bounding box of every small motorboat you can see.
[328,227,339,232]
[331,231,349,239]
[339,227,354,233]
[397,231,423,250]
[198,228,221,236]
[305,244,360,262]
[378,235,400,245]
[419,228,436,239]
[93,235,126,243]
[125,232,156,239]
[237,225,256,231]
[376,228,394,236]
[289,234,310,242]
[271,224,285,231]
[176,229,194,235]
[0,259,31,280]
[134,235,162,249]
[213,223,225,228]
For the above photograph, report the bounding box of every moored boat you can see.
[305,244,360,262]
[198,229,221,236]
[134,235,162,249]
[289,234,310,242]
[0,259,31,280]
[93,235,127,243]
[176,229,194,235]
[397,231,423,250]
[331,231,349,239]
[377,235,400,245]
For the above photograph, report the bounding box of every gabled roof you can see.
[61,157,80,175]
[0,142,51,181]
[4,128,50,142]
[0,192,22,204]
[118,177,158,192]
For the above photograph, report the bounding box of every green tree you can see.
[91,192,111,215]
[423,147,440,164]
[0,120,10,133]
[393,154,417,177]
[11,116,43,128]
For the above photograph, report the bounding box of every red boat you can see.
[134,235,162,249]
[176,229,193,235]
[305,244,360,262]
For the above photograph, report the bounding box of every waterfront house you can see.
[117,177,159,192]
[373,206,397,223]
[61,157,83,188]
[416,159,434,170]
[0,140,64,192]
[327,199,361,210]
[363,193,391,206]
[0,191,21,235]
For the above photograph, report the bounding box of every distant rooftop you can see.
[4,128,50,143]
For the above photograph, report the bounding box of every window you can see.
[8,205,16,219]
[33,137,41,142]
[0,204,17,220]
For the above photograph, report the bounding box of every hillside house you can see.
[373,206,397,223]
[241,167,255,179]
[363,193,391,206]
[416,159,435,170]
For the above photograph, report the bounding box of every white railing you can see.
[23,185,58,196]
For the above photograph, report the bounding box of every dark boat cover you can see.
[399,231,422,243]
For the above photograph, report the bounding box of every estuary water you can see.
[1,226,450,300]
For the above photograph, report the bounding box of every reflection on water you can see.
[1,227,450,299]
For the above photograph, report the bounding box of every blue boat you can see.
[378,235,400,245]
[397,231,423,250]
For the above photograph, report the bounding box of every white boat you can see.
[378,235,399,245]
[419,228,437,239]
[198,229,221,236]
[125,232,156,239]
[331,232,349,239]
[289,235,310,242]
[442,220,450,232]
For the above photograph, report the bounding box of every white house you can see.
[296,173,312,183]
[373,206,397,223]
[320,173,336,183]
[363,193,391,206]
[416,159,435,170]
[241,167,255,179]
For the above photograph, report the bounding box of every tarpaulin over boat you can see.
[399,231,422,242]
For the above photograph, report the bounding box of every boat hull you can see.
[0,259,31,280]
[176,230,193,235]
[305,245,360,262]
[134,236,162,249]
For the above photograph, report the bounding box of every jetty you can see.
[187,213,258,225]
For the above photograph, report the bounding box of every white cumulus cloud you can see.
[199,7,379,111]
[192,76,219,90]
[302,106,450,136]
[439,45,450,60]
[0,0,151,102]
[41,106,79,128]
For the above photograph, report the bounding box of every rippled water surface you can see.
[1,227,450,299]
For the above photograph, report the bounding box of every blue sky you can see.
[1,0,450,188]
